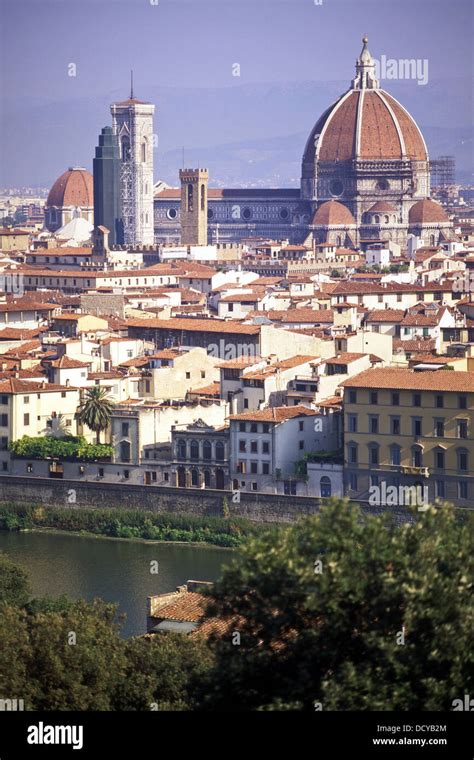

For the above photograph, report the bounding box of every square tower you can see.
[111,94,155,246]
[179,168,208,246]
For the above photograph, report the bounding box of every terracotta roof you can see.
[324,352,367,364]
[49,355,91,369]
[88,371,123,380]
[365,309,405,323]
[409,199,449,225]
[0,327,44,340]
[230,405,319,422]
[367,201,397,213]
[188,382,220,396]
[393,338,436,352]
[149,349,183,360]
[303,89,427,166]
[311,200,356,226]
[46,168,93,208]
[150,592,207,623]
[342,368,474,392]
[126,318,260,335]
[0,378,77,394]
[400,313,439,326]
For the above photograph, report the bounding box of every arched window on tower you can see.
[121,136,130,162]
[187,183,194,212]
[201,183,205,211]
[141,139,147,163]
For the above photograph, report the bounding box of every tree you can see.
[200,501,474,711]
[0,551,30,608]
[77,387,115,444]
[113,634,214,711]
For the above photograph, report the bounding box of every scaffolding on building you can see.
[430,155,456,188]
[119,111,143,246]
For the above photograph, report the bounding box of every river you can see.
[0,530,233,637]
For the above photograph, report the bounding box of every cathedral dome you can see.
[409,199,449,224]
[311,200,356,226]
[302,88,427,165]
[46,167,93,208]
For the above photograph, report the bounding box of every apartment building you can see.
[0,379,81,472]
[342,368,474,507]
[229,405,335,494]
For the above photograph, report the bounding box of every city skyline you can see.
[0,0,472,187]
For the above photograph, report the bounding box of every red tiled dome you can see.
[46,167,93,208]
[409,199,449,225]
[303,90,427,165]
[311,200,356,226]
[368,201,397,213]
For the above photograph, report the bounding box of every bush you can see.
[0,503,275,548]
[8,435,113,462]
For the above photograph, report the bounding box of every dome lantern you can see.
[351,35,379,90]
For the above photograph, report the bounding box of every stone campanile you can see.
[179,168,208,246]
[110,78,155,246]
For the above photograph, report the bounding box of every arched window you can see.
[121,136,130,162]
[120,440,131,462]
[390,444,401,466]
[190,440,199,460]
[141,139,147,163]
[336,235,342,246]
[187,183,194,212]
[412,445,423,468]
[191,468,199,487]
[215,441,224,461]
[374,215,380,224]
[201,183,205,211]
[320,476,331,498]
[430,234,435,246]
[177,439,187,460]
[204,470,211,487]
[457,447,468,472]
[203,440,212,460]
[384,215,389,224]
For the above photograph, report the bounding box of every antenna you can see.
[130,70,134,99]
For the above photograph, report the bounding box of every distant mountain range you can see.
[1,78,472,188]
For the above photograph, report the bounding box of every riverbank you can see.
[0,503,281,548]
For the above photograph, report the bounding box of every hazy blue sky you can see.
[1,0,472,186]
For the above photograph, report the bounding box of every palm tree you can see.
[77,387,115,444]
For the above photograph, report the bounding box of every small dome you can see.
[368,201,397,213]
[46,167,93,208]
[311,200,356,226]
[409,199,449,225]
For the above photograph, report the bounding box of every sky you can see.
[0,0,472,187]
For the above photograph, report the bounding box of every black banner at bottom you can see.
[0,711,472,758]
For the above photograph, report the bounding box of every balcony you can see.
[401,465,429,478]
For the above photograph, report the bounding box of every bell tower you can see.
[179,168,208,246]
